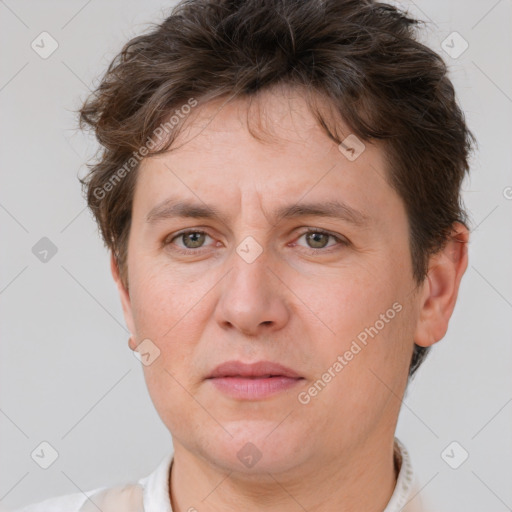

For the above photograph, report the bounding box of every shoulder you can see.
[13,482,144,512]
[13,449,174,512]
[12,490,93,512]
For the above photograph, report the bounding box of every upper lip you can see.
[207,360,302,379]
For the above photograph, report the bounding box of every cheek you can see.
[141,363,200,442]
[129,257,196,334]
[129,264,213,379]
[296,254,413,382]
[294,263,400,345]
[305,304,414,441]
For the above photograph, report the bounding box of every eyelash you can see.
[164,228,349,256]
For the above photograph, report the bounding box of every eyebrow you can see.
[145,198,371,227]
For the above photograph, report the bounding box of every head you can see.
[79,0,474,475]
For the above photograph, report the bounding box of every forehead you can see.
[132,87,399,227]
[165,86,365,166]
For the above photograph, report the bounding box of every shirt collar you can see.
[383,437,422,512]
[139,437,421,512]
[139,449,173,512]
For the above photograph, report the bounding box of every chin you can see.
[197,419,308,475]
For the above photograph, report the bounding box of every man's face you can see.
[117,87,423,474]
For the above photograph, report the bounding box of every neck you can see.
[169,435,398,512]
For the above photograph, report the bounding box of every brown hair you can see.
[78,0,475,377]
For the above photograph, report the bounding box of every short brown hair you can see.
[78,0,475,377]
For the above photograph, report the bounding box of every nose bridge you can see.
[234,237,273,293]
[214,236,289,335]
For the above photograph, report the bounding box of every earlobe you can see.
[413,222,469,348]
[128,336,138,351]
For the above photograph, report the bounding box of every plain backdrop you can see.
[0,1,511,511]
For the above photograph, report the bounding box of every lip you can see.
[207,360,302,379]
[206,360,304,400]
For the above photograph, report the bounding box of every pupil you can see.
[184,232,204,248]
[308,232,327,248]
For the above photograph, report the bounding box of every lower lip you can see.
[208,376,303,400]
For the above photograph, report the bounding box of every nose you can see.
[214,246,290,337]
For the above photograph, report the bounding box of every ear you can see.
[413,222,469,347]
[110,251,137,350]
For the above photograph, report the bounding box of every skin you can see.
[111,84,469,512]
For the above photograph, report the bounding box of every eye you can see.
[294,229,348,252]
[165,230,215,253]
[163,228,349,256]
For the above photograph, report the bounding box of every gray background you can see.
[0,1,511,511]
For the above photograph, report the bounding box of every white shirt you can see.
[14,438,426,512]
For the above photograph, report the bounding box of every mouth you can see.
[206,360,304,400]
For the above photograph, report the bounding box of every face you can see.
[115,86,427,475]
